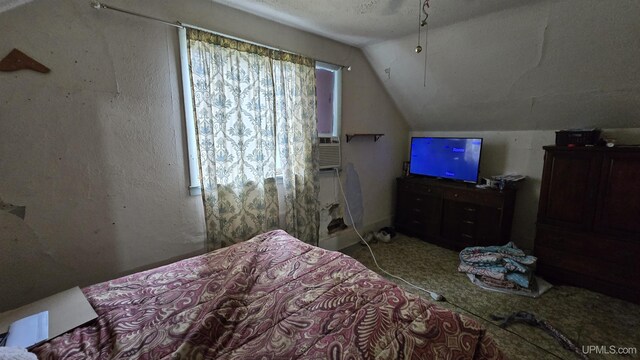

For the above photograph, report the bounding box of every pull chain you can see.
[420,0,430,86]
[421,0,430,26]
[415,0,423,53]
[423,23,428,87]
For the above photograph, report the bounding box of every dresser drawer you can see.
[441,200,477,248]
[396,185,443,239]
[535,245,638,286]
[397,190,433,215]
[396,177,516,251]
[395,217,429,237]
[442,188,504,208]
[535,225,639,266]
[398,181,443,197]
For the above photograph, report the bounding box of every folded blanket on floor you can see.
[458,263,533,287]
[458,242,537,288]
[478,275,519,289]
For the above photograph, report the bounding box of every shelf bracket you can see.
[345,133,385,143]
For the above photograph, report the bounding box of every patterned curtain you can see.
[273,59,320,245]
[187,29,319,249]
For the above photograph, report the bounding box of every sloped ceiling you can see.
[365,0,640,131]
[0,0,34,13]
[212,0,640,131]
[211,0,544,47]
[4,0,639,131]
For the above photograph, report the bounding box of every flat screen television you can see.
[409,137,483,183]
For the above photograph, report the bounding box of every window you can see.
[183,28,321,246]
[276,62,342,173]
[315,62,342,138]
[180,27,343,195]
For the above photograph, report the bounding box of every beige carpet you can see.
[341,234,640,360]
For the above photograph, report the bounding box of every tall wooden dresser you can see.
[535,146,640,303]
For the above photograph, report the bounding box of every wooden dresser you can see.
[395,177,516,250]
[535,146,640,303]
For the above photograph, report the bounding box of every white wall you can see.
[0,0,408,311]
[365,0,640,131]
[411,128,640,251]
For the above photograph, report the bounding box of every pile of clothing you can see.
[458,242,538,295]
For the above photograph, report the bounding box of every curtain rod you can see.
[90,1,351,70]
[90,1,183,29]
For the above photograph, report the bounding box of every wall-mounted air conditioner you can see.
[319,137,341,170]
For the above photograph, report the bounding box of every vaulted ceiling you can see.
[211,0,545,47]
[213,0,640,131]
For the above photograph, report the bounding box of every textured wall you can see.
[365,0,640,131]
[0,0,408,310]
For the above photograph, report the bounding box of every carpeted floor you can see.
[341,234,640,360]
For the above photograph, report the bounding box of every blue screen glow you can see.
[409,137,482,183]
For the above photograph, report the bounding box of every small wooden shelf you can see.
[345,133,384,143]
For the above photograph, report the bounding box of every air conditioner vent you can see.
[319,138,341,170]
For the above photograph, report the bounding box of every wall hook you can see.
[0,48,50,73]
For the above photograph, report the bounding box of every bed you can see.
[32,230,504,359]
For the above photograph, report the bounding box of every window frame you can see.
[180,29,344,195]
[315,62,342,139]
[179,27,202,196]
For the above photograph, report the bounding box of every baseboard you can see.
[319,217,391,251]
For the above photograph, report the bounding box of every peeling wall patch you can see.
[0,197,26,220]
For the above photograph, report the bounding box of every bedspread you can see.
[33,230,504,359]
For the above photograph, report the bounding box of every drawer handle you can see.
[461,233,473,239]
[415,197,423,202]
[412,208,422,213]
[463,220,475,225]
[464,207,476,212]
[454,193,459,198]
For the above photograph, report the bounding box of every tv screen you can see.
[409,137,483,183]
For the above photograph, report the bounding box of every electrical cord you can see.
[333,168,565,359]
[334,169,444,301]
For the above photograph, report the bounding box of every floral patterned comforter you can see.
[33,230,504,359]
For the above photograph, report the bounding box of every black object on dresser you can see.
[535,146,640,303]
[395,177,516,251]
